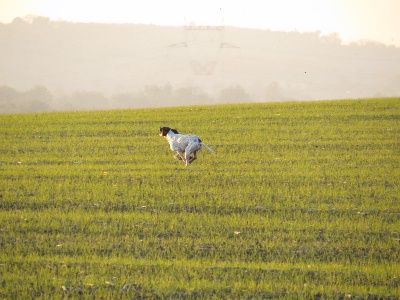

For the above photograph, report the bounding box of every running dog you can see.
[159,127,215,166]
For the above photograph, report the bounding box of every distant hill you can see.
[0,16,399,112]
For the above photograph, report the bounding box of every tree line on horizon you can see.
[0,83,263,113]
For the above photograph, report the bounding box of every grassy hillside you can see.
[0,98,399,298]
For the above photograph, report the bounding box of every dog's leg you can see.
[174,152,183,160]
[186,143,201,165]
[175,151,194,162]
[176,150,186,164]
[189,151,197,163]
[182,153,195,162]
[184,150,191,166]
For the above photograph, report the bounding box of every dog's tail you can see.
[202,143,216,154]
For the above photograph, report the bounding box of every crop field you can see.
[0,98,399,299]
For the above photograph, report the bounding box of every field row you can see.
[1,257,399,299]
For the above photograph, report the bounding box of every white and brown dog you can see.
[159,127,215,166]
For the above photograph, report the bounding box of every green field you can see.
[0,98,399,299]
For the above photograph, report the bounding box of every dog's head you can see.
[159,127,170,136]
[159,127,179,136]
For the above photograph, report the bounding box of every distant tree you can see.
[319,32,342,45]
[22,85,52,112]
[140,83,177,106]
[10,17,26,26]
[0,85,20,100]
[0,85,52,113]
[194,87,213,104]
[24,85,52,101]
[171,87,192,106]
[219,85,252,103]
[24,15,51,25]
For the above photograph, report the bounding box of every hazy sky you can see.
[1,0,399,46]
